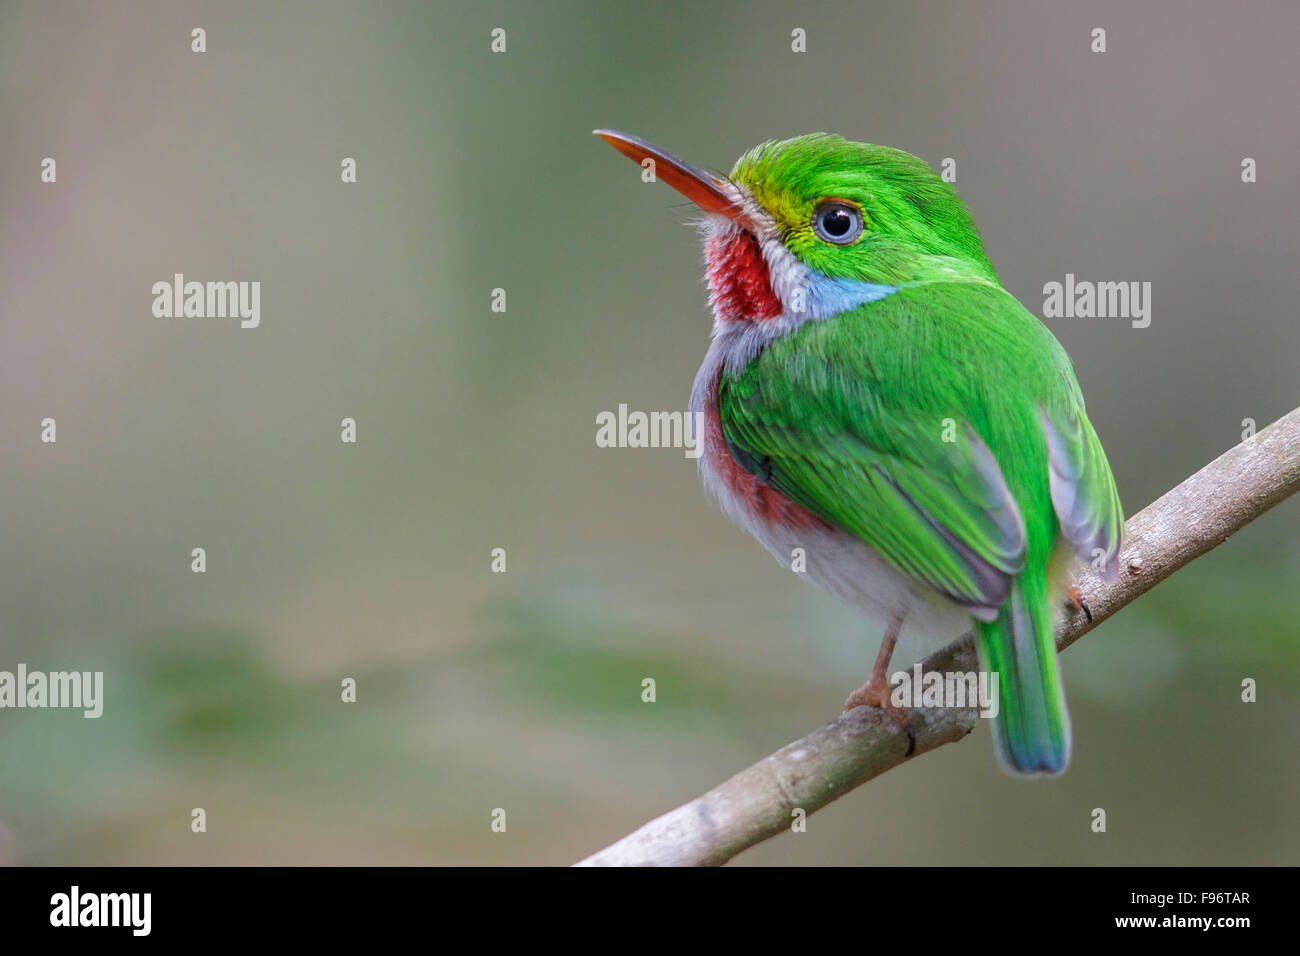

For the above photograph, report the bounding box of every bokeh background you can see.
[1,0,1296,865]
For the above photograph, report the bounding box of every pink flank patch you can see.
[704,382,827,533]
[705,230,783,322]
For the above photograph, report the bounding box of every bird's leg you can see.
[843,615,905,707]
[843,622,899,711]
[843,615,915,754]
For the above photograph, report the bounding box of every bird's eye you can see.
[811,201,864,245]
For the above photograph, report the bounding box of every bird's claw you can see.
[1066,583,1093,623]
[844,679,916,757]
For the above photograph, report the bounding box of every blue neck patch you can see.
[799,275,898,320]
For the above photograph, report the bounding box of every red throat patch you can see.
[705,230,783,322]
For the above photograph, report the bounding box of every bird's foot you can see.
[843,677,888,712]
[1066,583,1093,623]
[844,677,916,756]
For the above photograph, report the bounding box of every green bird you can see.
[596,129,1124,775]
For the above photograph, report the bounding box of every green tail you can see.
[975,570,1071,776]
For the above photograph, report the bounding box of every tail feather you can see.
[975,571,1071,776]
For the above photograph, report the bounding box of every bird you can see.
[594,130,1123,776]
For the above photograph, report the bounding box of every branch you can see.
[576,406,1300,866]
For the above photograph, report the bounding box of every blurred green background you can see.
[1,0,1296,865]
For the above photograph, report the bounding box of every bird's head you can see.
[595,130,997,326]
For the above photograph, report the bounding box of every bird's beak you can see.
[593,129,742,221]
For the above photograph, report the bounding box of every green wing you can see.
[716,281,1122,612]
[1042,375,1125,581]
[723,398,1023,615]
[717,285,1036,616]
